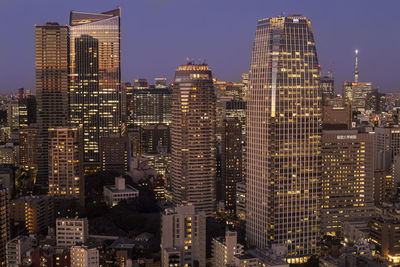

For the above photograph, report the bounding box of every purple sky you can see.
[0,0,399,93]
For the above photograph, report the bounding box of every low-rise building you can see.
[103,177,139,207]
[70,245,99,267]
[6,236,33,267]
[56,218,88,247]
[212,230,244,266]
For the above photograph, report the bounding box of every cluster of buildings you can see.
[0,7,400,267]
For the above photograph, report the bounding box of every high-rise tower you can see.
[171,62,216,215]
[35,22,69,184]
[246,16,321,262]
[68,9,121,172]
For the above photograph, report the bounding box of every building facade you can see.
[246,16,321,262]
[161,204,206,267]
[171,63,216,215]
[48,127,83,199]
[100,135,129,173]
[10,195,54,234]
[321,130,375,236]
[56,218,88,247]
[221,117,243,214]
[0,187,10,266]
[68,9,122,171]
[35,22,69,184]
[70,245,99,267]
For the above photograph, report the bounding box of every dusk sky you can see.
[0,0,399,93]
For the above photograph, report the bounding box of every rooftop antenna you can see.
[354,49,359,82]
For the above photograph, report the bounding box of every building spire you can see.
[354,49,359,82]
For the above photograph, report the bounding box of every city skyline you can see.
[0,0,400,93]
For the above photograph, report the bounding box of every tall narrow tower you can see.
[246,15,321,262]
[35,23,69,184]
[171,62,216,215]
[68,9,122,172]
[354,49,359,82]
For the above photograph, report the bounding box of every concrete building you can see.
[56,218,88,247]
[212,230,244,266]
[322,106,352,129]
[0,144,15,165]
[48,127,83,199]
[100,135,129,173]
[342,219,370,245]
[171,63,216,215]
[321,130,375,236]
[246,15,321,262]
[6,236,33,267]
[10,195,53,234]
[370,214,400,265]
[161,204,206,267]
[139,124,170,154]
[103,177,139,207]
[35,22,69,185]
[70,245,99,267]
[0,187,10,266]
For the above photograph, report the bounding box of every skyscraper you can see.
[246,16,321,262]
[221,117,242,214]
[68,9,121,172]
[171,62,216,215]
[35,22,69,184]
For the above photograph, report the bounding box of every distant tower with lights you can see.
[343,49,372,110]
[354,49,359,82]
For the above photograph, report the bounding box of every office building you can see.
[48,127,83,199]
[6,99,20,131]
[100,135,129,173]
[69,9,122,171]
[18,127,38,171]
[70,245,99,267]
[246,16,321,262]
[103,176,139,207]
[322,105,352,129]
[171,62,216,215]
[10,195,54,234]
[56,218,88,247]
[6,236,33,267]
[0,187,9,266]
[161,204,206,267]
[221,117,242,214]
[321,130,375,236]
[139,124,170,154]
[127,85,171,130]
[35,22,68,184]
